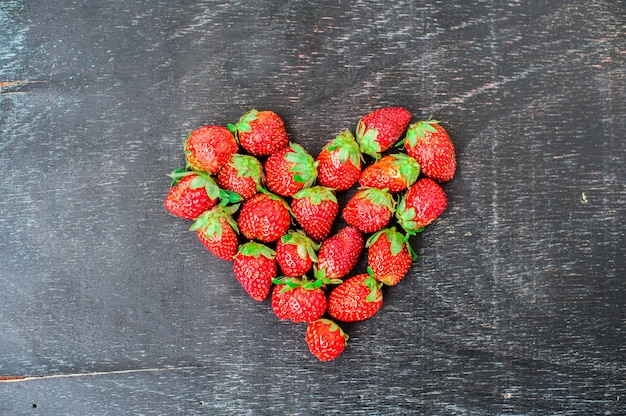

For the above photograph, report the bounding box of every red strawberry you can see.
[229,109,289,156]
[237,191,292,243]
[271,276,327,323]
[366,227,416,286]
[265,143,318,197]
[233,241,277,301]
[184,125,238,174]
[164,169,219,220]
[276,230,320,277]
[217,154,264,201]
[306,319,348,361]
[358,153,420,193]
[315,226,364,281]
[402,119,456,183]
[342,188,395,234]
[327,273,383,322]
[316,130,362,191]
[396,178,447,234]
[355,107,411,159]
[190,205,240,261]
[291,186,338,242]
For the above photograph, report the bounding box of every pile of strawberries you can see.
[164,107,456,361]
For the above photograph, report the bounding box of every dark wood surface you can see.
[1,1,624,414]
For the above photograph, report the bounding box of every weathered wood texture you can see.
[1,0,624,414]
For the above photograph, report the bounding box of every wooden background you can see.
[1,0,624,414]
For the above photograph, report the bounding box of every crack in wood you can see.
[0,80,47,94]
[0,366,199,383]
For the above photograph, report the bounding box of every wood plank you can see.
[0,0,624,414]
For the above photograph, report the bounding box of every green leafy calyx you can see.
[272,275,324,292]
[285,143,319,187]
[232,108,259,134]
[292,186,337,205]
[231,154,264,181]
[189,206,239,238]
[404,118,440,147]
[326,130,362,167]
[356,120,381,159]
[391,154,420,186]
[366,226,407,256]
[313,266,343,286]
[362,276,383,303]
[236,241,276,259]
[167,167,192,187]
[186,171,241,206]
[189,172,221,200]
[357,188,395,212]
[395,196,424,235]
[281,229,320,262]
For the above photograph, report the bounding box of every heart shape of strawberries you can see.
[165,107,456,361]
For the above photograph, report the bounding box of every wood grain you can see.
[0,0,624,414]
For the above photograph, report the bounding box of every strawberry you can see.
[233,241,277,301]
[396,178,447,234]
[237,191,292,243]
[327,273,383,322]
[217,154,264,201]
[164,169,219,220]
[265,143,318,197]
[271,276,327,323]
[190,205,240,261]
[316,130,362,191]
[306,319,348,361]
[184,125,238,174]
[315,226,364,281]
[291,186,338,242]
[342,187,395,234]
[355,107,411,159]
[228,109,289,156]
[358,153,420,193]
[401,119,456,183]
[276,230,320,277]
[366,227,416,286]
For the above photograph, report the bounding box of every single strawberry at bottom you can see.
[327,273,383,322]
[233,241,277,301]
[306,319,349,362]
